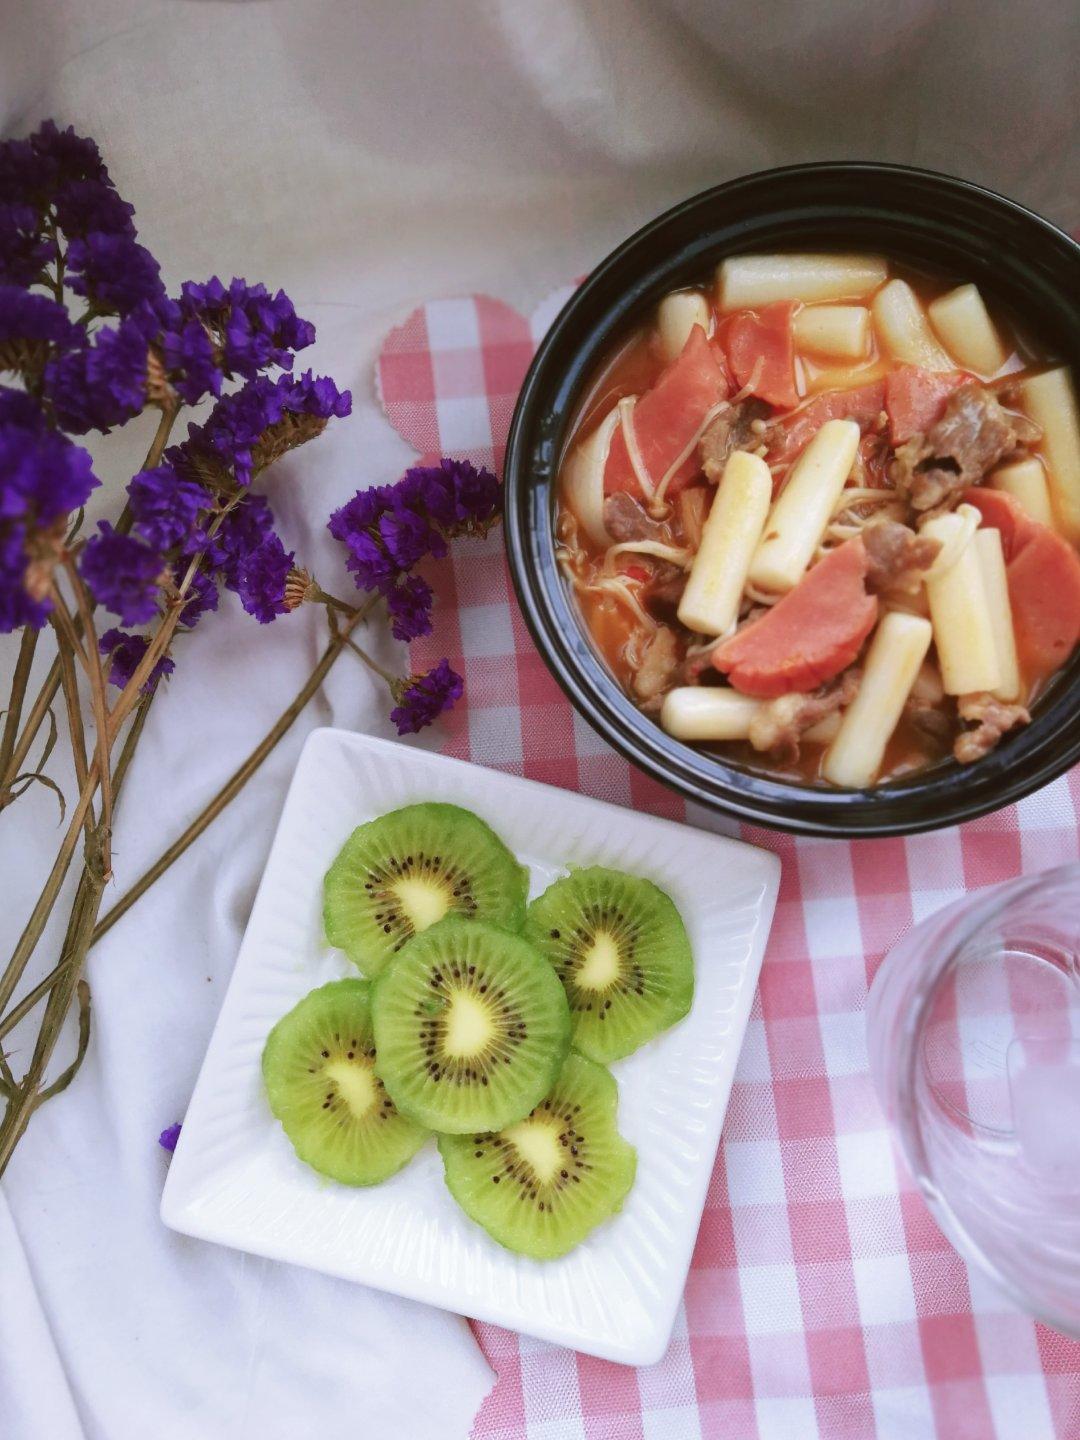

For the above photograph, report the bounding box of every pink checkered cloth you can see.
[376,291,1080,1440]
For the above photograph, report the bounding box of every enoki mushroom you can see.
[560,563,659,631]
[601,540,692,575]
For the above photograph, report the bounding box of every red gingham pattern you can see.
[376,293,1080,1440]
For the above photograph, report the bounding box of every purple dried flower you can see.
[287,370,351,420]
[452,458,502,525]
[0,287,75,345]
[128,465,210,551]
[54,179,135,239]
[0,386,47,430]
[327,486,401,591]
[329,459,501,603]
[80,522,163,624]
[156,315,220,406]
[0,287,77,378]
[179,375,287,484]
[385,574,434,642]
[400,458,501,533]
[0,383,43,426]
[99,627,175,692]
[179,276,315,378]
[379,501,441,571]
[176,567,219,628]
[66,233,164,316]
[233,532,294,623]
[327,486,390,546]
[0,395,98,631]
[0,395,98,525]
[390,658,463,735]
[158,1122,182,1152]
[203,493,275,586]
[170,371,350,487]
[0,204,49,287]
[102,295,221,409]
[328,497,398,590]
[0,138,40,205]
[0,524,49,631]
[29,122,108,189]
[43,317,149,433]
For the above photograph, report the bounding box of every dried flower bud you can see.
[22,517,67,602]
[283,566,316,612]
[252,412,328,477]
[144,347,174,408]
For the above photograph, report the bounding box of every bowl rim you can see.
[503,160,1080,837]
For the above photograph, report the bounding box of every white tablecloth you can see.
[0,3,1076,1436]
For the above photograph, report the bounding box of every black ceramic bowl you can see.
[503,162,1080,837]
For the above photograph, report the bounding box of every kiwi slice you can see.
[323,803,528,977]
[371,918,571,1134]
[524,867,694,1063]
[438,1051,636,1259]
[262,979,428,1185]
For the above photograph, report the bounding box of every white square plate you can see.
[162,729,779,1364]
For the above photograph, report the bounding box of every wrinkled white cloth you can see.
[0,2,1076,1438]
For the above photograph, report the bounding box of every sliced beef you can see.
[904,697,954,745]
[699,398,771,482]
[603,491,666,543]
[648,561,687,608]
[892,385,1040,515]
[863,519,941,595]
[631,625,680,706]
[953,691,1030,764]
[747,670,860,764]
[769,381,886,466]
[675,485,709,550]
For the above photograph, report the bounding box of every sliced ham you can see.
[726,301,799,408]
[963,487,1080,673]
[884,365,970,444]
[962,487,1038,562]
[712,538,878,698]
[769,381,885,466]
[604,325,727,499]
[1006,528,1080,674]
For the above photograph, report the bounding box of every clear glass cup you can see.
[867,863,1080,1336]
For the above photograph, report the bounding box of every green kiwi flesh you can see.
[438,1051,636,1259]
[371,918,571,1134]
[323,802,528,977]
[262,979,427,1185]
[524,867,693,1063]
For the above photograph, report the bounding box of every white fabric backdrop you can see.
[0,2,1076,1437]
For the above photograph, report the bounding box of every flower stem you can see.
[143,396,181,472]
[0,387,177,812]
[66,559,113,879]
[0,759,100,1018]
[0,695,152,1162]
[54,618,93,839]
[0,956,66,1042]
[0,861,104,1177]
[341,633,398,687]
[0,655,60,810]
[46,583,87,670]
[0,690,151,1048]
[104,494,239,744]
[92,601,373,945]
[0,627,38,796]
[311,585,357,615]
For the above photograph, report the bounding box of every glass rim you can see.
[887,863,1080,1338]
